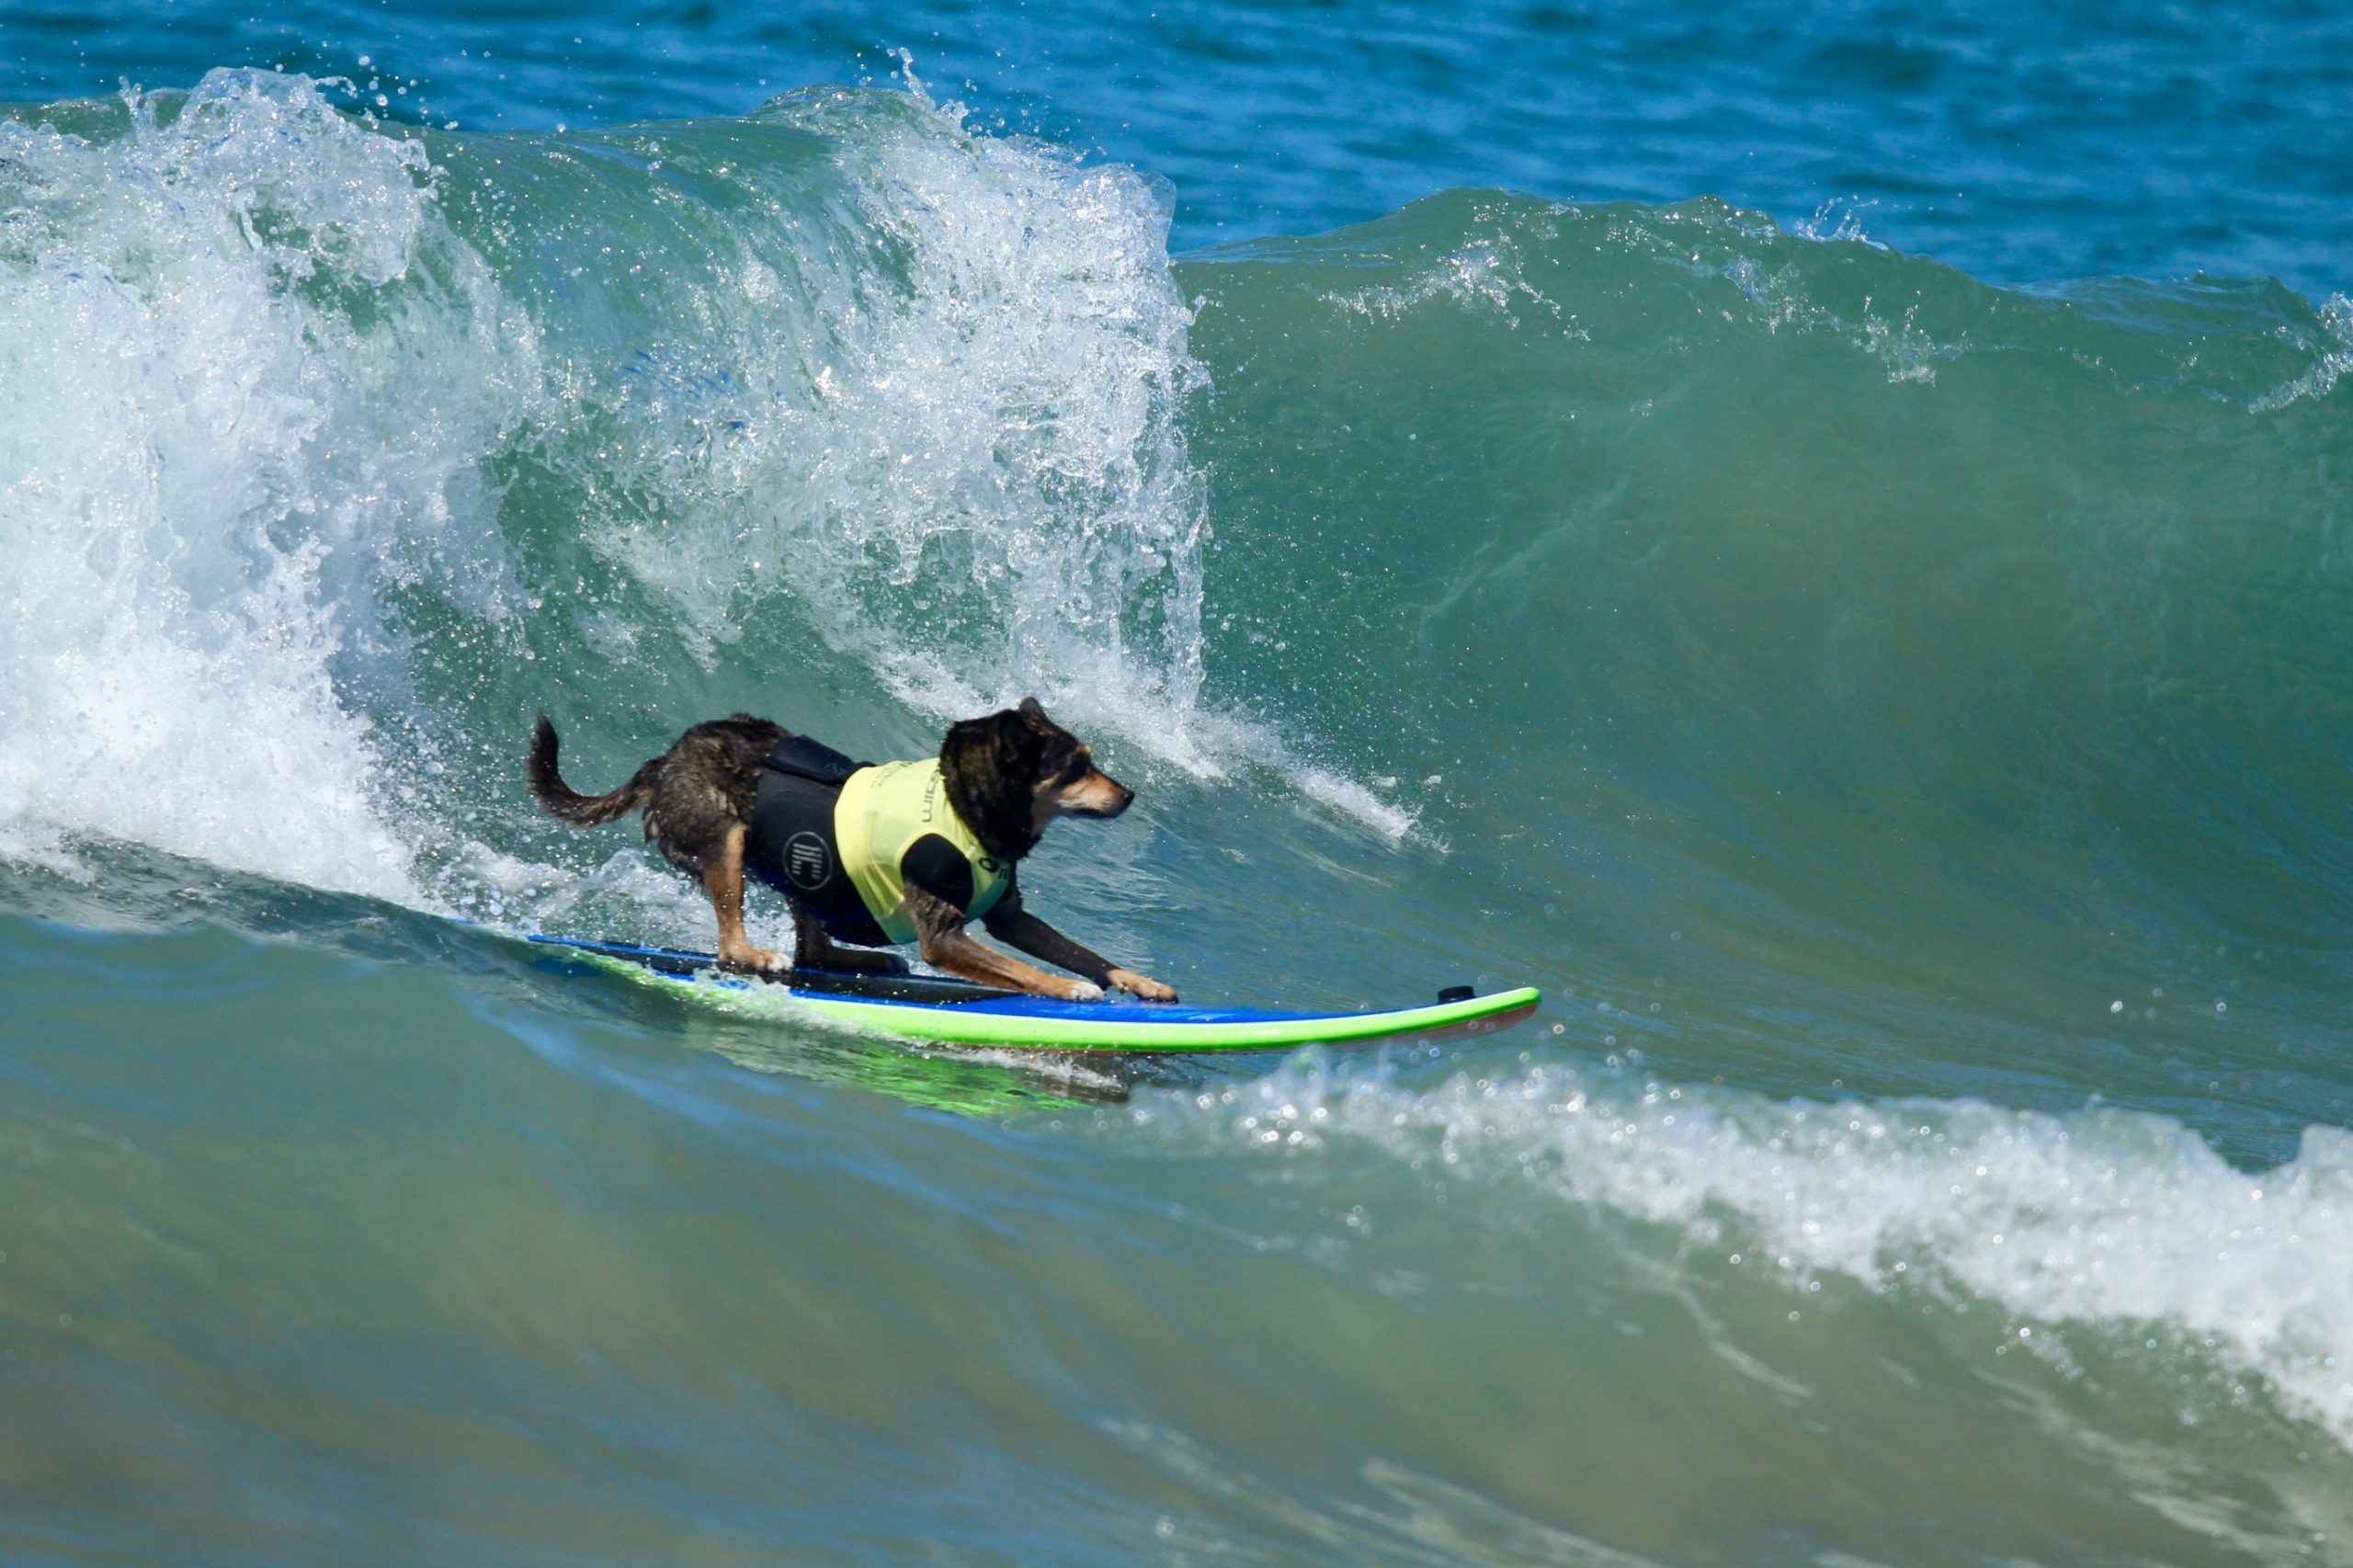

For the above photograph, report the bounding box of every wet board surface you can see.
[519,932,1542,1052]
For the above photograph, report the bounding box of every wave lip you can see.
[488,66,1218,763]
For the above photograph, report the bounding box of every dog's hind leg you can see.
[703,823,783,973]
[791,913,910,975]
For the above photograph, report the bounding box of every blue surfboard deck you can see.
[517,932,1542,1052]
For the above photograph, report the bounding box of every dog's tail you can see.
[528,716,658,826]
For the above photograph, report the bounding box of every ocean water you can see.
[3,4,2350,1563]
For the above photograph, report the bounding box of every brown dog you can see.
[527,699,1176,1003]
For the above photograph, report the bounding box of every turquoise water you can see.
[4,6,2352,1562]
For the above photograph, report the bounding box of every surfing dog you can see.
[526,699,1177,1003]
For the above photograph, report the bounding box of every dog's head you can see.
[939,697,1132,858]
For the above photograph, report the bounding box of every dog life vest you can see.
[745,737,1012,947]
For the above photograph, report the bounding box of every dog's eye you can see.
[1057,758,1091,786]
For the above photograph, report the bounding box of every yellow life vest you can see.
[834,758,1013,943]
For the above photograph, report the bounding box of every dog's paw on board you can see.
[1107,968,1178,1003]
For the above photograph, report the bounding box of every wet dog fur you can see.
[527,699,1176,1002]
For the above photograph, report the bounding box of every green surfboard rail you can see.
[785,986,1545,1052]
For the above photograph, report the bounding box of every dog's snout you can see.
[1071,771,1132,818]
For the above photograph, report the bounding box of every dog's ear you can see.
[946,709,1044,768]
[1017,696,1051,731]
[992,706,1045,764]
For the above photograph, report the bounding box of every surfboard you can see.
[518,932,1541,1052]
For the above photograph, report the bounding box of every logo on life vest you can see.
[783,831,833,890]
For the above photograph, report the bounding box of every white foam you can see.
[0,72,537,901]
[1295,767,1420,844]
[1324,224,1573,334]
[2250,293,2352,413]
[564,73,1412,837]
[562,64,1209,764]
[1140,1058,2353,1449]
[0,67,1411,917]
[1717,249,1966,383]
[1790,197,1890,249]
[564,67,1411,829]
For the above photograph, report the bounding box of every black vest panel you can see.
[744,735,892,947]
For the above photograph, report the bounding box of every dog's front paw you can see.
[1058,979,1107,1003]
[1107,968,1178,1003]
[718,944,788,976]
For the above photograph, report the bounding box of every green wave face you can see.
[1185,191,2353,1108]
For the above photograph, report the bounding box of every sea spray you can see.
[0,69,1415,920]
[0,72,531,897]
